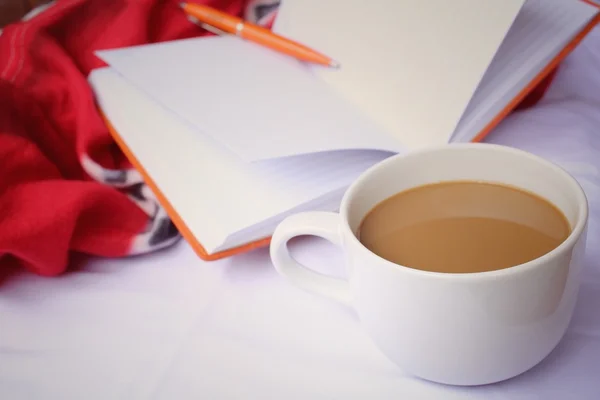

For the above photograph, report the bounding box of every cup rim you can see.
[339,143,589,280]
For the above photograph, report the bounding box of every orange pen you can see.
[179,2,340,68]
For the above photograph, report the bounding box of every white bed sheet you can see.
[1,27,600,400]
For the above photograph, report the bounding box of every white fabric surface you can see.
[1,27,600,400]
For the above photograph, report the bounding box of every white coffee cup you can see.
[269,143,588,386]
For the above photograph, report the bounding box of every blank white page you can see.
[273,0,526,150]
[451,0,599,143]
[89,68,390,254]
[96,37,402,163]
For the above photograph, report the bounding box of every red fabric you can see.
[0,0,247,277]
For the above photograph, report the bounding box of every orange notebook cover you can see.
[95,1,600,261]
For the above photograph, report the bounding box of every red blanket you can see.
[0,0,553,278]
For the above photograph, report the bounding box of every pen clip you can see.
[186,15,228,36]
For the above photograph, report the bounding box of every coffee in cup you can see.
[358,180,571,274]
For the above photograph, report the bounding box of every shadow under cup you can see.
[338,143,588,385]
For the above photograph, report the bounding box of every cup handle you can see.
[270,211,351,306]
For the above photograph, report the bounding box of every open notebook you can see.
[90,0,600,260]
